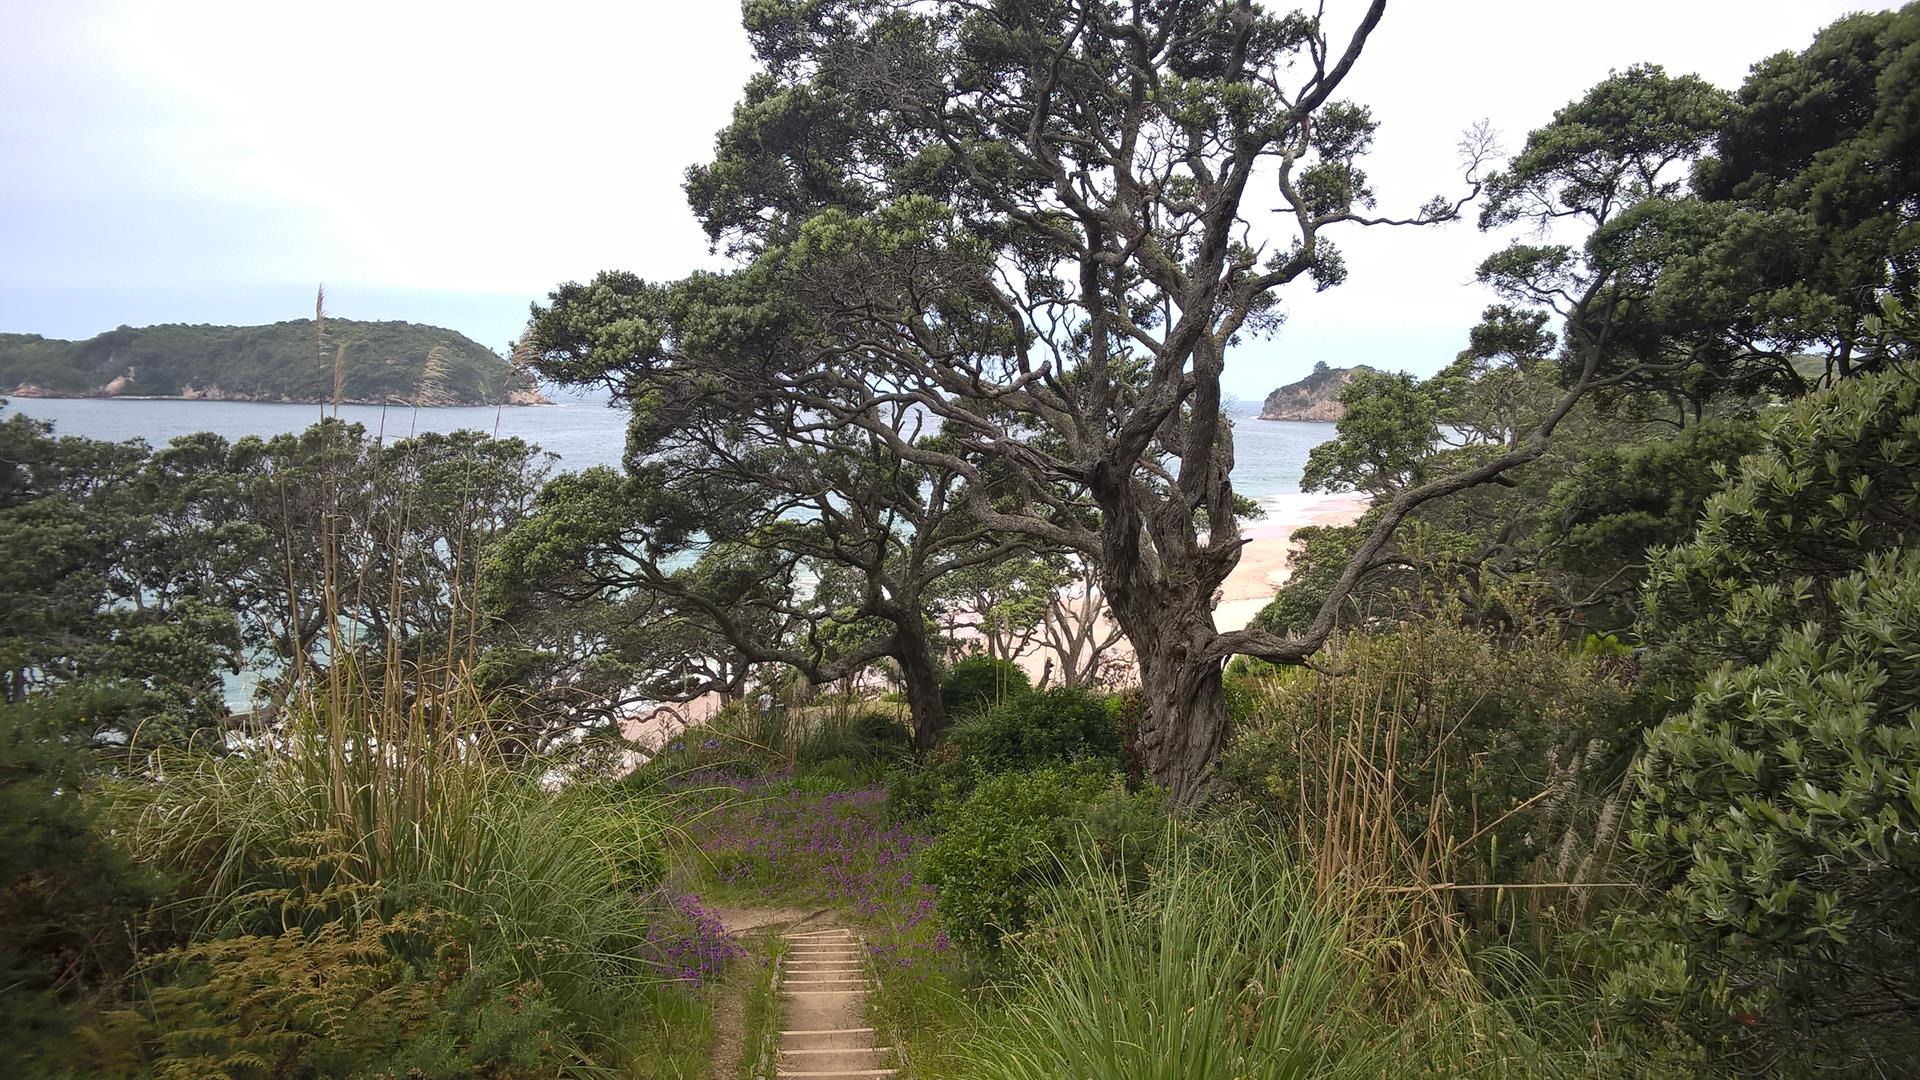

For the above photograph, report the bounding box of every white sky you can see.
[0,0,1896,400]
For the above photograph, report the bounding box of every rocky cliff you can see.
[1258,363,1374,421]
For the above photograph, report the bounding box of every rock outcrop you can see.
[1258,362,1374,422]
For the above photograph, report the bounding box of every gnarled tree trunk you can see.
[893,628,950,752]
[1110,587,1232,807]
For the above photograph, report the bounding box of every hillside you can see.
[0,319,547,406]
[1258,362,1374,421]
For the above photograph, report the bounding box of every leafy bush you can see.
[796,707,912,773]
[1532,416,1763,623]
[1611,363,1920,1072]
[951,688,1121,775]
[105,685,671,1064]
[0,699,162,1075]
[922,764,1148,954]
[940,655,1031,720]
[883,743,970,823]
[1639,362,1919,684]
[137,900,568,1080]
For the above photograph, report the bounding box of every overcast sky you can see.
[0,1,1896,401]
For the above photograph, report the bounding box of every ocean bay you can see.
[2,394,1337,510]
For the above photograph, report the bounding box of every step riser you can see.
[779,1049,897,1068]
[780,1027,874,1052]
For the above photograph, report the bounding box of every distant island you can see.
[0,319,548,406]
[1257,361,1374,421]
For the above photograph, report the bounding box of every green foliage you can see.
[796,708,912,775]
[1222,621,1637,928]
[517,265,1050,748]
[1611,364,1920,1071]
[889,687,1141,826]
[106,682,670,1052]
[973,828,1370,1080]
[1477,13,1920,411]
[951,688,1120,776]
[1639,363,1920,683]
[1301,369,1439,496]
[0,413,242,747]
[938,655,1031,720]
[0,412,556,748]
[1263,347,1768,640]
[0,319,530,404]
[1482,64,1729,234]
[1684,6,1920,380]
[1533,417,1764,621]
[138,899,567,1080]
[1612,547,1920,1071]
[0,699,162,1075]
[922,764,1144,954]
[1251,512,1466,637]
[883,744,970,824]
[971,826,1575,1080]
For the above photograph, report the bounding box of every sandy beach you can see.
[1212,490,1372,632]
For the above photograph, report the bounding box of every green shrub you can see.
[1639,361,1919,685]
[136,900,568,1080]
[883,744,971,823]
[105,687,671,1061]
[0,698,164,1077]
[790,764,861,795]
[951,687,1121,775]
[940,655,1031,719]
[922,764,1137,954]
[1075,780,1164,886]
[796,708,911,773]
[1612,363,1920,1072]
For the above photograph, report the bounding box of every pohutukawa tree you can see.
[545,0,1660,804]
[508,270,1050,748]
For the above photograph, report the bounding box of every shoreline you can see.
[1212,490,1370,633]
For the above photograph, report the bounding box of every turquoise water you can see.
[2,396,1334,506]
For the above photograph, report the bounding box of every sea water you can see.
[3,395,1335,507]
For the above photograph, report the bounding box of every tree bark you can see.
[1116,594,1231,808]
[895,634,950,752]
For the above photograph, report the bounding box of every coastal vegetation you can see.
[3,2,1918,1077]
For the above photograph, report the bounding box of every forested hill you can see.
[0,319,548,405]
[1258,362,1375,421]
